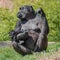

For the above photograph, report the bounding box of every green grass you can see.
[0,43,60,60]
[0,0,60,41]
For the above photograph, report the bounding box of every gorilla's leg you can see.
[12,41,32,55]
[18,44,32,54]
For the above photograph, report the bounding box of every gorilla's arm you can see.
[34,18,49,51]
[14,20,22,34]
[9,20,22,42]
[34,9,49,51]
[36,8,49,35]
[41,17,49,35]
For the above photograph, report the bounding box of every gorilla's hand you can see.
[9,30,15,39]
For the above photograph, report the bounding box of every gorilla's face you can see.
[17,5,34,19]
[36,8,46,17]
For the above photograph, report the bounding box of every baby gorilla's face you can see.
[17,5,34,19]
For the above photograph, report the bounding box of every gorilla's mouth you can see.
[18,14,27,19]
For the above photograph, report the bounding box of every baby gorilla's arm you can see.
[17,31,28,40]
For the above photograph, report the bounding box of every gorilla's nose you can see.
[17,12,22,18]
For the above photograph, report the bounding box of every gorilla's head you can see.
[36,8,46,17]
[17,5,35,20]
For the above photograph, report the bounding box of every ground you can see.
[0,42,60,60]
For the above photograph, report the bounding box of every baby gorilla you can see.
[9,5,49,55]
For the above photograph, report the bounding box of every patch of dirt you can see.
[0,41,60,60]
[37,50,60,60]
[0,41,12,47]
[0,41,59,47]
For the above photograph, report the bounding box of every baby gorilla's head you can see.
[36,8,46,17]
[17,5,35,19]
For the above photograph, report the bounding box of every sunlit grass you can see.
[0,0,60,41]
[0,43,60,60]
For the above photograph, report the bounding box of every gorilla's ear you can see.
[37,8,42,14]
[36,8,46,17]
[30,6,33,9]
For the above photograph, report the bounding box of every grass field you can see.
[0,43,60,60]
[0,0,60,41]
[0,0,60,60]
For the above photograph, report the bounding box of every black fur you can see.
[9,5,49,55]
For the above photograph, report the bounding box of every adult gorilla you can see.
[9,5,49,55]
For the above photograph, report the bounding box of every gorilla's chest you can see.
[21,18,42,31]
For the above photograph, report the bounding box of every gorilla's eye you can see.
[20,7,24,10]
[38,11,41,14]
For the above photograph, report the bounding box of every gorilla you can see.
[9,5,49,55]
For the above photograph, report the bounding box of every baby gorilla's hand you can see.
[18,40,24,45]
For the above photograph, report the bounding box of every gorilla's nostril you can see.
[17,13,22,18]
[19,14,22,17]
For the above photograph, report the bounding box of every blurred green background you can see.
[0,0,60,41]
